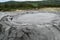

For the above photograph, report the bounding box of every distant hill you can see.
[0,1,60,11]
[1,1,60,5]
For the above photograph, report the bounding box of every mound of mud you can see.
[0,12,60,40]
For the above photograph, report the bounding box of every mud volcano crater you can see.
[0,12,60,40]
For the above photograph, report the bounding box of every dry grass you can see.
[15,7,60,12]
[39,7,60,12]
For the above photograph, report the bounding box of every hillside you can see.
[0,1,60,11]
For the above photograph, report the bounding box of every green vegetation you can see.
[0,1,60,11]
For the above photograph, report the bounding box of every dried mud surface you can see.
[0,11,60,40]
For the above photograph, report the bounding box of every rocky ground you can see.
[0,11,60,40]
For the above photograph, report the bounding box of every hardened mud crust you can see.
[0,24,55,40]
